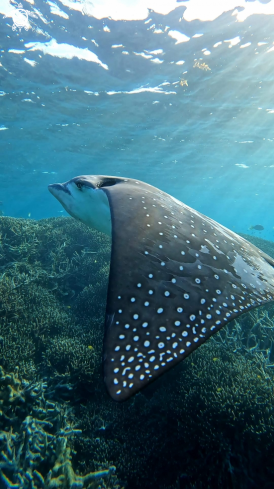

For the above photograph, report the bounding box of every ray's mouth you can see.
[48,183,71,196]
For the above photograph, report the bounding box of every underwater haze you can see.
[2,1,274,488]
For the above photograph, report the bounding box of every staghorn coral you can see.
[0,216,110,306]
[45,437,116,489]
[43,335,97,385]
[0,366,119,489]
[0,274,75,378]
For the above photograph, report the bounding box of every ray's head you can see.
[48,175,118,236]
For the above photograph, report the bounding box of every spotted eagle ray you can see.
[48,176,274,401]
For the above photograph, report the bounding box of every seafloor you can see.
[0,216,274,488]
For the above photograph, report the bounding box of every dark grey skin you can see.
[49,175,274,401]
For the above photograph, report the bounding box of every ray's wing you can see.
[102,178,274,401]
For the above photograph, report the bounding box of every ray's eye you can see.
[76,182,83,189]
[98,179,117,188]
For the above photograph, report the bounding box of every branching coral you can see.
[45,437,115,489]
[0,217,110,382]
[43,335,97,384]
[0,366,118,489]
[0,217,118,487]
[1,218,274,488]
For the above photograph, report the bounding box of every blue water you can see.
[1,0,274,240]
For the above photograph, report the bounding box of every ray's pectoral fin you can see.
[101,179,274,401]
[258,250,274,268]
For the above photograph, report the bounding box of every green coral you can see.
[45,438,115,489]
[0,216,119,487]
[43,335,96,383]
[76,330,274,488]
[1,217,274,487]
[0,366,118,489]
[0,216,110,385]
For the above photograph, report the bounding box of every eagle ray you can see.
[48,175,274,401]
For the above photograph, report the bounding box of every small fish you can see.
[249,225,264,231]
[193,61,211,71]
[28,213,31,218]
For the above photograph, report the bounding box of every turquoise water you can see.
[1,0,274,240]
[2,2,274,487]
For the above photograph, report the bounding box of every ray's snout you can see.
[48,183,71,203]
[48,183,64,197]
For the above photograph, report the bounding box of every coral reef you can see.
[0,216,110,388]
[76,336,274,488]
[1,216,274,488]
[74,234,274,488]
[0,365,118,488]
